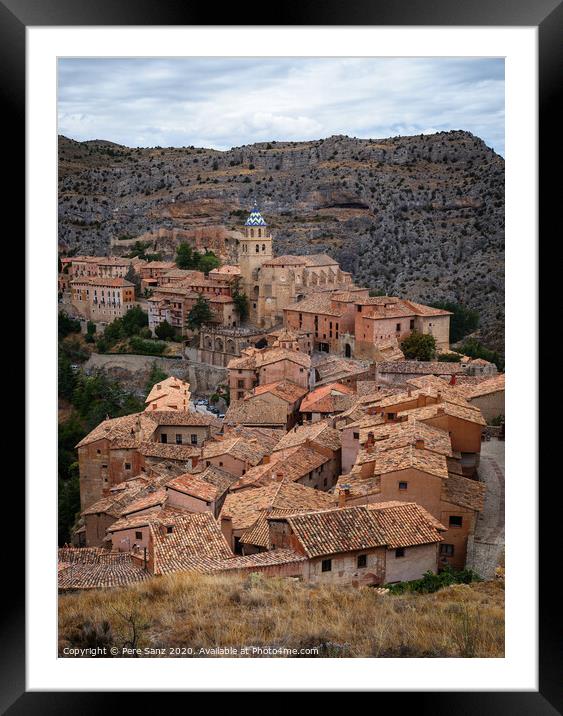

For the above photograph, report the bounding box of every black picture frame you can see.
[8,0,560,710]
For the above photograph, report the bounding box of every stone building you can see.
[197,326,268,368]
[236,203,354,328]
[145,376,192,412]
[260,502,444,585]
[69,276,136,323]
[76,410,218,510]
[227,342,312,403]
[337,406,486,570]
[223,380,308,430]
[284,292,451,359]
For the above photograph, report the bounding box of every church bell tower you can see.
[238,202,273,286]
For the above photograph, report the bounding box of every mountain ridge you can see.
[58,130,504,351]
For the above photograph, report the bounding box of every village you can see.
[58,205,505,592]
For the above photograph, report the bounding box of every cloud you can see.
[58,57,504,155]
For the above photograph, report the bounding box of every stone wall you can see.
[84,352,228,396]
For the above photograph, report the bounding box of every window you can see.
[449,515,463,528]
[124,462,131,470]
[398,481,408,490]
[410,319,415,330]
[175,434,183,445]
[237,379,244,388]
[166,526,173,534]
[135,531,142,540]
[160,434,168,444]
[323,478,328,487]
[440,544,454,556]
[396,323,401,332]
[321,559,332,572]
[357,554,367,568]
[191,434,198,445]
[353,432,360,440]
[395,548,405,558]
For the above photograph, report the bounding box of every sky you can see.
[58,57,505,156]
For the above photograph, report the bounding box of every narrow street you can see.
[467,438,505,579]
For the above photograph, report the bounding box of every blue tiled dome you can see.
[244,203,267,227]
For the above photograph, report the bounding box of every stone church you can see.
[237,204,354,328]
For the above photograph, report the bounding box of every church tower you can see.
[238,202,273,287]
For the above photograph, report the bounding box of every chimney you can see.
[262,455,270,464]
[407,388,412,397]
[275,471,284,482]
[338,485,350,507]
[436,391,442,403]
[437,407,445,415]
[365,431,375,448]
[415,438,425,450]
[449,374,457,386]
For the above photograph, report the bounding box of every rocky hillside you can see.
[58,131,504,350]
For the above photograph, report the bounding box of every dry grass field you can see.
[59,571,504,658]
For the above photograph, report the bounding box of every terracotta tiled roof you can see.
[107,506,187,533]
[149,512,232,575]
[284,506,385,557]
[120,488,168,516]
[70,276,134,288]
[138,442,202,461]
[377,361,465,375]
[359,444,450,480]
[227,346,311,371]
[358,419,453,457]
[58,549,149,590]
[76,412,157,448]
[165,472,222,502]
[145,376,191,402]
[239,508,300,548]
[459,374,505,399]
[231,445,330,491]
[441,473,486,512]
[147,411,221,428]
[217,549,307,570]
[398,401,487,426]
[223,396,289,427]
[273,420,342,453]
[202,434,275,467]
[367,502,445,548]
[220,480,334,530]
[300,382,356,414]
[252,380,309,403]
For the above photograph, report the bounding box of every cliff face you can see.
[58,131,504,350]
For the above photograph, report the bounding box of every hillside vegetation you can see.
[59,571,504,658]
[58,131,504,351]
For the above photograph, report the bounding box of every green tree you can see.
[125,265,142,297]
[58,463,81,545]
[176,242,196,269]
[59,312,81,339]
[187,295,213,330]
[121,305,148,336]
[437,352,462,362]
[232,289,249,321]
[154,320,176,341]
[401,331,436,361]
[58,351,78,400]
[457,337,504,371]
[198,251,221,275]
[430,301,480,343]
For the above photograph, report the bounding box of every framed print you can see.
[6,0,559,709]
